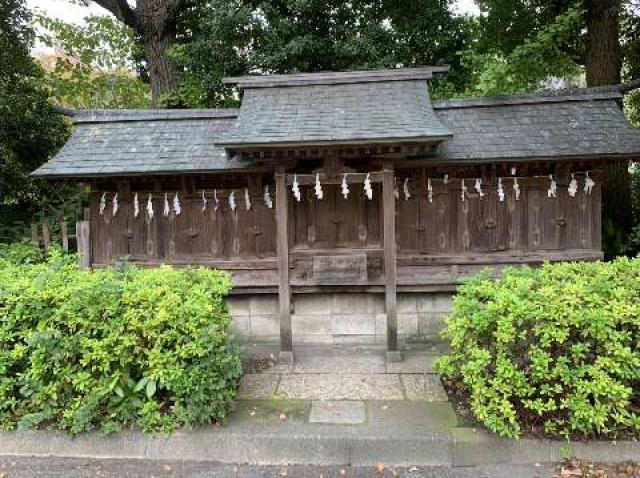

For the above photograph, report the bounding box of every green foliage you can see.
[36,14,151,109]
[0,0,72,234]
[436,260,640,439]
[629,166,640,255]
[173,0,471,107]
[462,2,584,96]
[0,248,241,434]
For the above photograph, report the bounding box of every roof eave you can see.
[218,134,453,150]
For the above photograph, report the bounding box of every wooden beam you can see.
[76,219,91,269]
[382,161,401,362]
[275,167,293,364]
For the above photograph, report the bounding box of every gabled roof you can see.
[31,74,640,179]
[31,109,254,178]
[433,91,640,161]
[217,68,452,149]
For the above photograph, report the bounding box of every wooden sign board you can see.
[312,254,368,281]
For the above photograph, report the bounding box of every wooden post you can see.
[30,223,39,245]
[383,161,401,362]
[275,167,293,364]
[76,219,91,269]
[42,221,50,254]
[61,220,69,252]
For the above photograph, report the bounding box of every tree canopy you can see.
[0,0,73,238]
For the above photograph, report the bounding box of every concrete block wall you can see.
[226,292,453,344]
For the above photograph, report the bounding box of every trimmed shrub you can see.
[0,247,241,434]
[436,259,640,439]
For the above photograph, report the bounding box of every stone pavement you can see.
[0,344,637,472]
[238,344,449,405]
[0,456,559,477]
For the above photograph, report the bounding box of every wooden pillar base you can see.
[278,350,294,365]
[386,350,403,363]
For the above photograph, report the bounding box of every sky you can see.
[28,0,481,25]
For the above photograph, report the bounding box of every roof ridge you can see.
[223,67,449,88]
[433,90,622,109]
[70,108,239,124]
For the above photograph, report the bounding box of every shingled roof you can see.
[217,68,453,148]
[433,91,640,161]
[31,70,640,179]
[31,109,253,178]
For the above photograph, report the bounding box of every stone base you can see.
[228,292,453,345]
[386,351,403,363]
[278,351,294,365]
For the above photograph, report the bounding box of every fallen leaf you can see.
[377,461,385,473]
[381,405,389,410]
[279,412,287,420]
[408,467,419,472]
[162,464,172,472]
[340,469,346,475]
[249,411,256,416]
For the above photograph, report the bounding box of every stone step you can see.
[237,372,448,401]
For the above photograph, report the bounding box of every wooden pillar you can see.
[383,161,401,362]
[76,220,91,269]
[275,167,293,364]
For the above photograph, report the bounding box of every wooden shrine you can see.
[32,68,640,362]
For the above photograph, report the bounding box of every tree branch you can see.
[92,0,138,30]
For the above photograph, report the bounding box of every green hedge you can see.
[436,258,640,439]
[0,246,241,434]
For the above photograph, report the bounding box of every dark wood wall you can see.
[87,167,602,288]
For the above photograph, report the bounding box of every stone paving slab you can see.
[367,401,458,430]
[309,400,366,424]
[402,374,449,401]
[293,352,386,374]
[277,373,405,400]
[386,352,437,374]
[237,374,279,399]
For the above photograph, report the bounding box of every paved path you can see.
[0,456,558,477]
[0,344,636,471]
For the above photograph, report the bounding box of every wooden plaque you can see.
[312,254,368,281]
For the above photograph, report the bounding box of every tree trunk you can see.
[141,27,179,105]
[585,0,621,87]
[93,0,183,106]
[585,0,631,245]
[137,0,180,105]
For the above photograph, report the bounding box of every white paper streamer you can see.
[163,193,170,217]
[133,193,140,218]
[341,174,349,199]
[99,193,107,215]
[497,178,505,202]
[202,190,208,212]
[394,180,400,199]
[213,189,220,211]
[314,173,323,200]
[461,179,467,202]
[444,174,449,185]
[364,173,373,200]
[173,192,181,215]
[474,178,485,198]
[511,166,517,176]
[147,194,154,219]
[229,191,236,211]
[403,178,411,200]
[427,178,433,203]
[264,185,273,208]
[568,173,578,197]
[584,172,595,195]
[513,177,521,201]
[548,174,557,198]
[292,175,301,202]
[112,193,119,216]
[245,188,252,210]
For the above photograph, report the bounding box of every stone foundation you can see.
[226,292,453,344]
